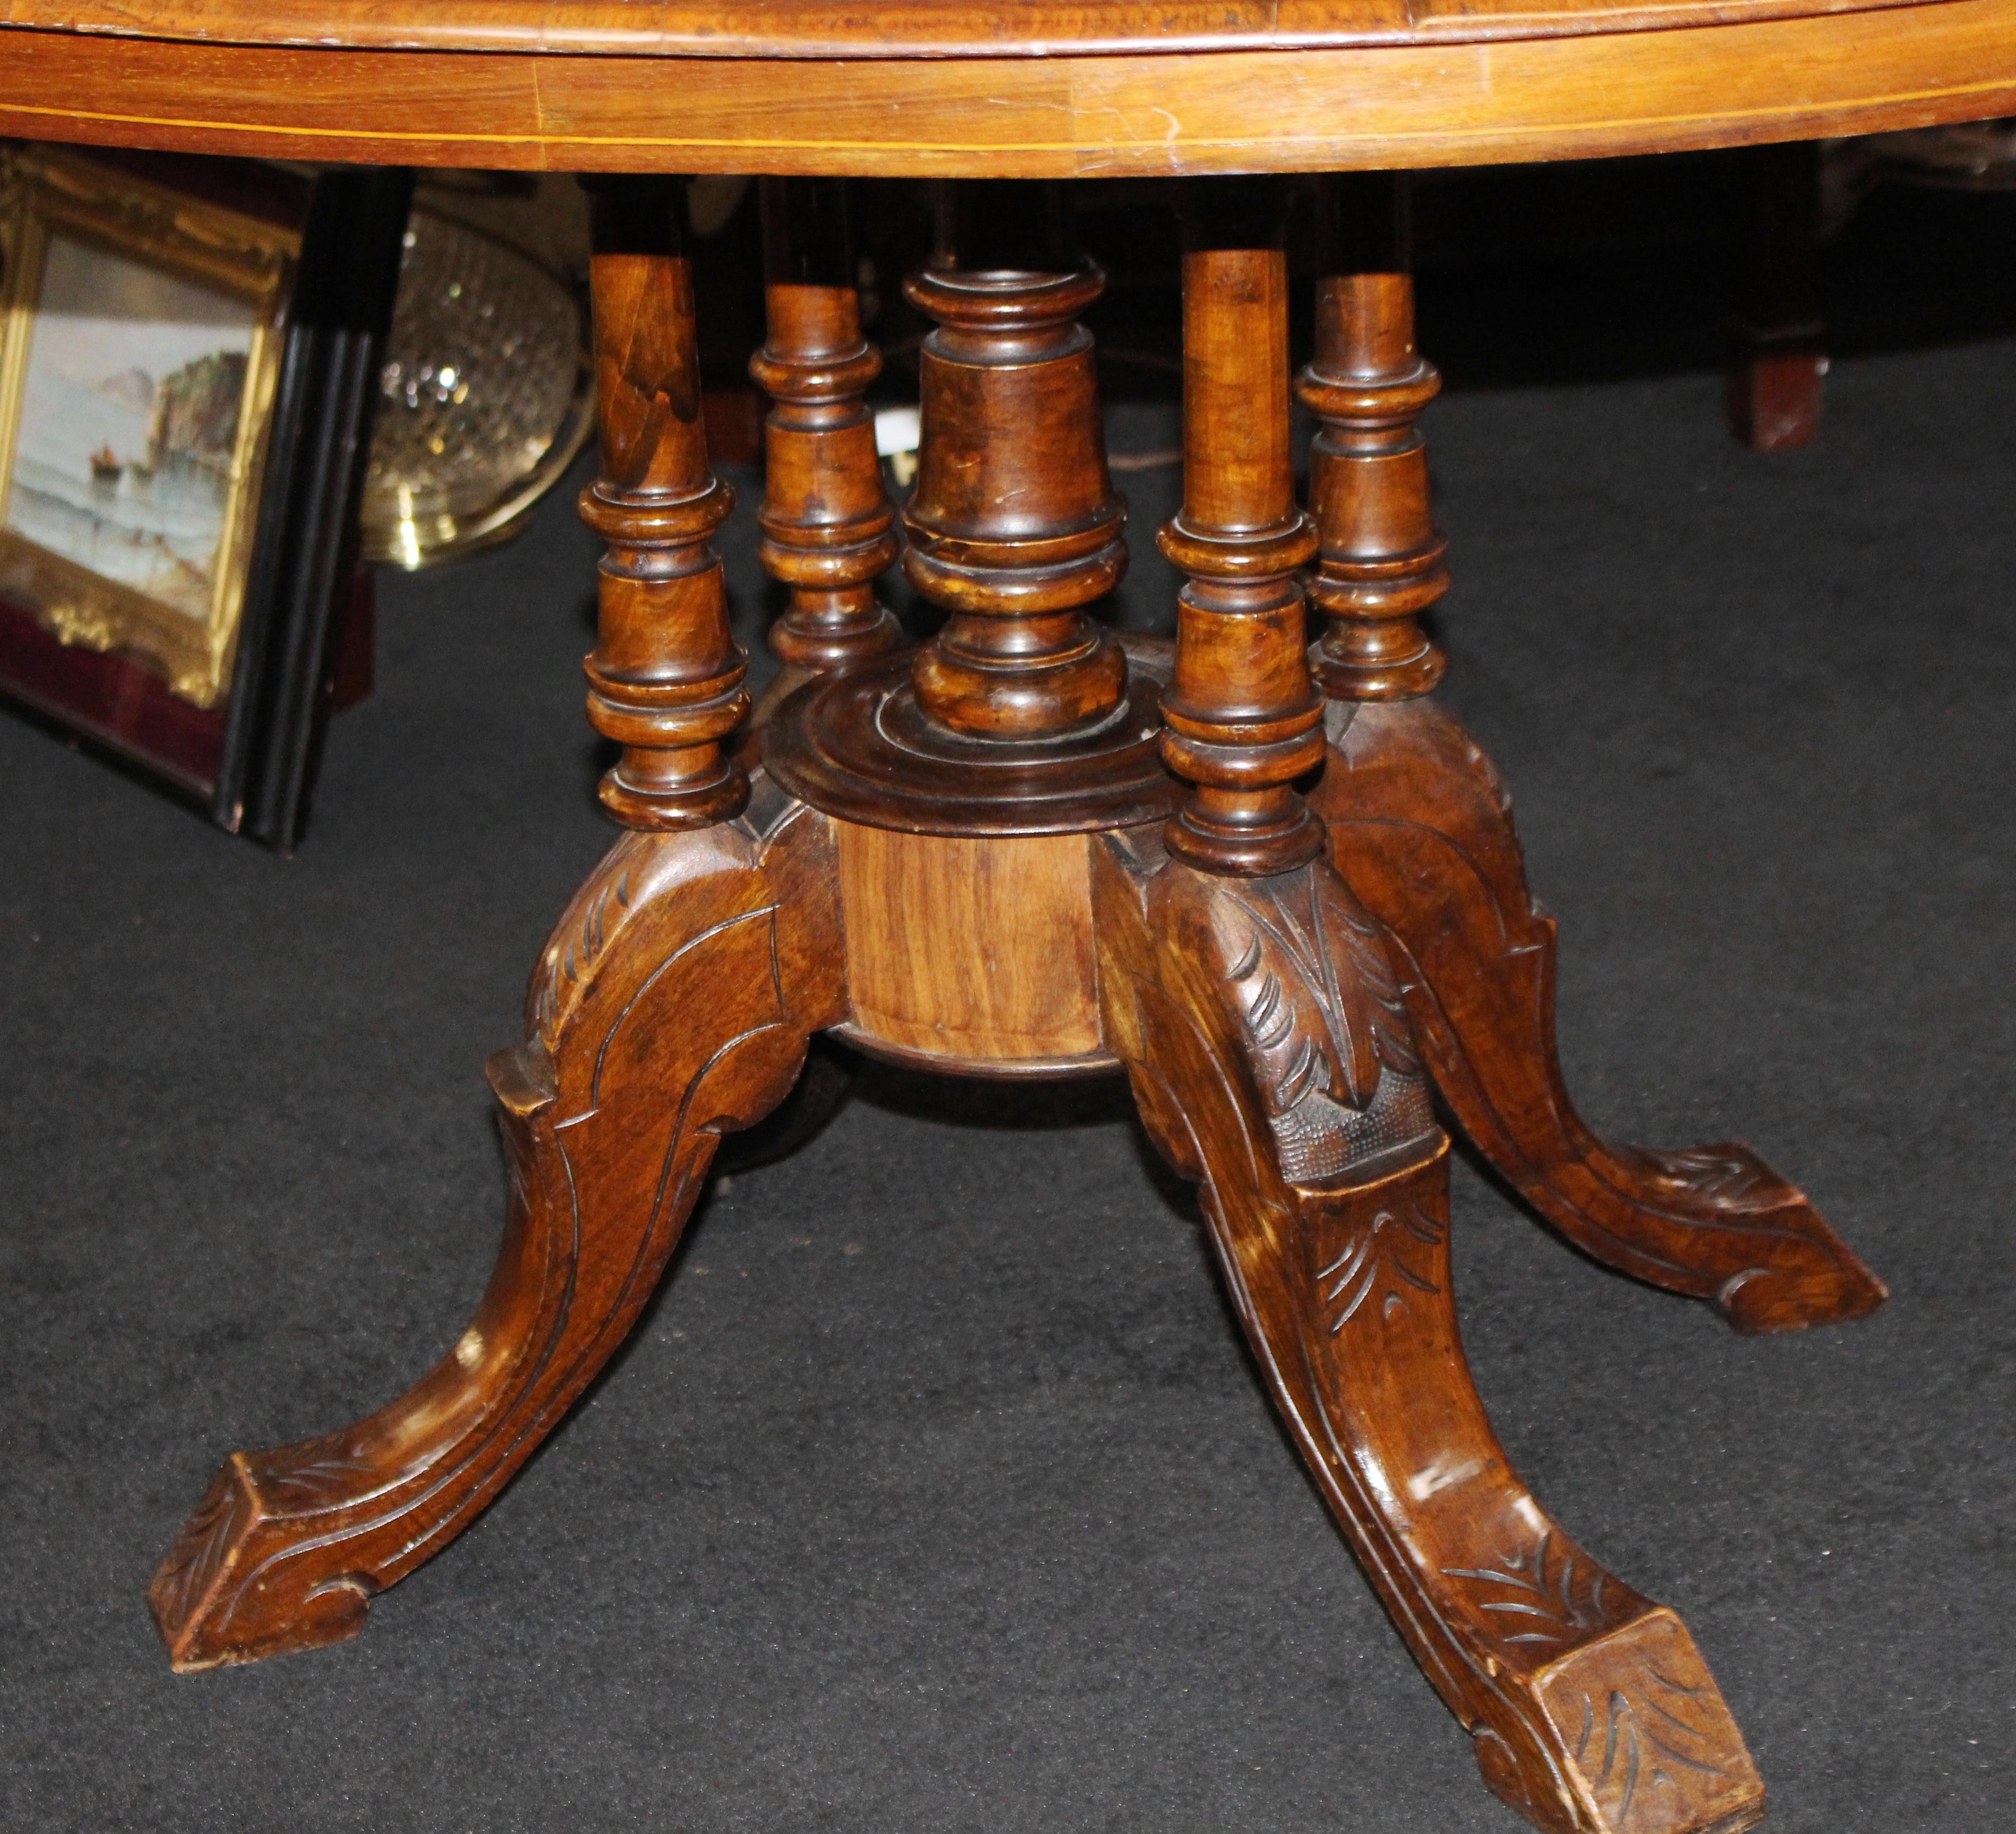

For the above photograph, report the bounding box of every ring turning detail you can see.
[149,171,1886,1834]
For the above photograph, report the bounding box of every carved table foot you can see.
[1094,833,1765,1834]
[1311,698,1886,1335]
[151,784,842,1669]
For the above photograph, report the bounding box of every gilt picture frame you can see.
[0,146,412,848]
[0,145,295,713]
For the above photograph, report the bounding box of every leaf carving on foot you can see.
[1571,1668,1729,1827]
[1316,1199,1445,1332]
[1443,1527,1619,1649]
[259,1447,380,1512]
[153,1476,247,1633]
[1618,1145,1789,1215]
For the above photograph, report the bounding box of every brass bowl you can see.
[361,206,593,570]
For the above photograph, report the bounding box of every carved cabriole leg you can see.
[151,178,846,1668]
[749,176,901,710]
[152,798,842,1669]
[1299,174,1885,1335]
[1092,831,1766,1834]
[1107,179,1764,1834]
[1320,702,1888,1334]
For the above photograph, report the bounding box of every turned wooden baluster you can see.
[904,180,1129,739]
[1296,172,1449,701]
[750,176,901,697]
[578,176,749,828]
[1159,180,1325,875]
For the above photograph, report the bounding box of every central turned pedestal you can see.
[149,172,1886,1834]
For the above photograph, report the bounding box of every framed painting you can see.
[0,145,411,847]
[0,145,291,712]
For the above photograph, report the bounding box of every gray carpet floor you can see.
[5,236,2014,1831]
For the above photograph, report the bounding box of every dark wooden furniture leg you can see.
[1096,179,1765,1834]
[149,177,844,1669]
[1298,173,1884,1335]
[1726,142,1828,453]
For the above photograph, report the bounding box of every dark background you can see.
[3,165,2012,1831]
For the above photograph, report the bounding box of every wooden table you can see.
[10,6,2008,1830]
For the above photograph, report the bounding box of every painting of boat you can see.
[3,230,256,624]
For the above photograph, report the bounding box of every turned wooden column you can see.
[577,176,748,829]
[1159,180,1325,876]
[903,181,1129,739]
[749,177,901,690]
[1295,173,1449,702]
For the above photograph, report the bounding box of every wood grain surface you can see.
[1299,204,1885,1334]
[151,800,846,1667]
[1092,829,1768,1834]
[1299,174,1450,702]
[903,249,1130,742]
[835,823,1109,1071]
[4,0,2016,175]
[0,0,1936,58]
[119,13,1903,1826]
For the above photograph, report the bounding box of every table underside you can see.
[3,0,2015,173]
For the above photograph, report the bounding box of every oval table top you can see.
[2,0,2013,174]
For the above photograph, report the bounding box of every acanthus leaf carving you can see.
[151,1474,248,1640]
[1572,1666,1731,1829]
[1215,863,1418,1120]
[1315,1196,1446,1333]
[1613,1145,1788,1216]
[1443,1526,1616,1650]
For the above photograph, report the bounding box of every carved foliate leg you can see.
[152,177,847,1668]
[1093,832,1765,1834]
[1301,175,1883,1335]
[1313,699,1885,1334]
[151,786,845,1669]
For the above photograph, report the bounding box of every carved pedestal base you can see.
[152,688,1878,1834]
